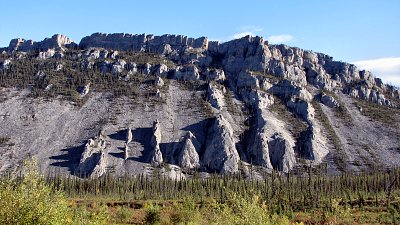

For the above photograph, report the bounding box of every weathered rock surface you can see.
[0,32,399,177]
[203,115,240,173]
[178,131,200,169]
[77,134,107,178]
[174,65,200,81]
[321,94,339,108]
[126,127,132,144]
[150,120,163,165]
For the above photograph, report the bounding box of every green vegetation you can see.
[0,50,173,106]
[1,161,400,224]
[0,160,110,225]
[353,98,400,127]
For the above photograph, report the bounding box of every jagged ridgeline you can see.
[0,33,399,178]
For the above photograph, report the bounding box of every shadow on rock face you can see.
[49,143,85,176]
[108,130,128,141]
[129,127,153,163]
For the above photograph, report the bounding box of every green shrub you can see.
[169,198,201,225]
[0,160,110,225]
[144,203,161,225]
[114,206,132,224]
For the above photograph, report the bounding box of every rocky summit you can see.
[0,33,399,179]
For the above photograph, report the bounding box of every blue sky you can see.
[1,0,399,85]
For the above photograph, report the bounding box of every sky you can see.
[1,0,399,85]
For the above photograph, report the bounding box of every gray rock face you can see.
[236,71,259,89]
[77,134,107,178]
[268,133,296,172]
[8,34,76,53]
[150,120,163,165]
[79,33,208,55]
[207,83,226,110]
[321,94,339,108]
[174,65,200,81]
[203,115,239,173]
[269,80,312,102]
[287,99,315,122]
[178,131,200,169]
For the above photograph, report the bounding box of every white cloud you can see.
[267,35,294,44]
[232,32,254,39]
[231,25,264,40]
[352,57,400,86]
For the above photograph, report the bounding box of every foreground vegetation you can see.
[1,162,400,224]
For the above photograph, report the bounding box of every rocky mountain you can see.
[0,33,399,178]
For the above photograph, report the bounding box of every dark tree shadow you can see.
[49,143,85,175]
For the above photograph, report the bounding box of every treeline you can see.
[47,168,400,214]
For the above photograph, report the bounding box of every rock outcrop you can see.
[126,127,132,144]
[8,34,76,53]
[321,93,339,108]
[203,115,240,173]
[150,120,163,165]
[174,65,200,81]
[177,131,200,169]
[124,143,129,160]
[77,134,107,178]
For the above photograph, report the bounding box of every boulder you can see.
[99,60,111,74]
[110,51,119,59]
